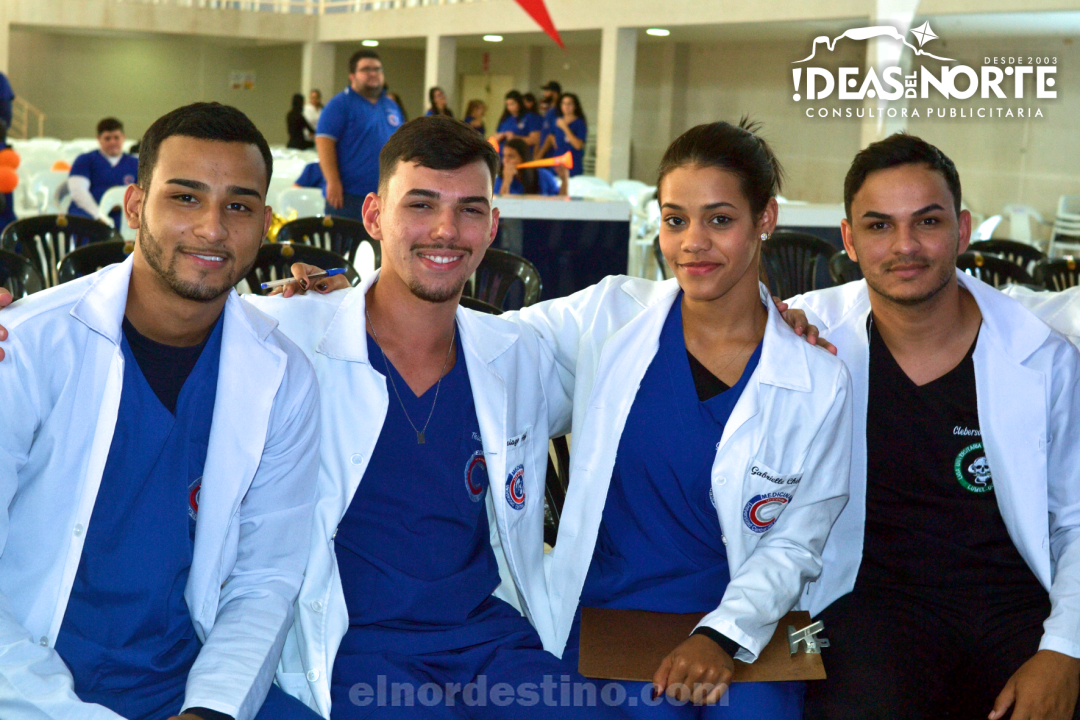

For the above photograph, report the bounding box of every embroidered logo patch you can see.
[954,442,993,493]
[188,477,202,522]
[505,464,526,510]
[387,112,402,127]
[742,492,791,533]
[122,174,136,186]
[464,450,488,503]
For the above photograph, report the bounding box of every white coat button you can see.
[306,669,320,682]
[717,476,727,486]
[350,454,363,465]
[310,600,324,613]
[721,534,728,546]
[73,524,83,537]
[39,637,48,647]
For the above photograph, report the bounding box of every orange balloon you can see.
[51,160,71,172]
[0,166,19,193]
[0,148,19,169]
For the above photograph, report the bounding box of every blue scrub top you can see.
[316,87,404,197]
[540,107,559,144]
[463,115,486,137]
[334,329,524,656]
[497,112,543,140]
[494,167,560,196]
[54,312,225,720]
[550,117,587,177]
[580,296,762,613]
[68,150,139,231]
[295,162,326,194]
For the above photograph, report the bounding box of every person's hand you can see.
[773,297,837,355]
[325,179,344,210]
[556,164,569,182]
[652,634,734,705]
[990,650,1080,720]
[268,263,351,297]
[556,117,569,132]
[0,288,12,362]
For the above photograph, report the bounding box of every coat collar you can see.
[69,254,278,347]
[315,269,519,367]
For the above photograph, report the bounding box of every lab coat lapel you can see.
[190,291,288,625]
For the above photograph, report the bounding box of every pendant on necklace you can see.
[417,431,426,445]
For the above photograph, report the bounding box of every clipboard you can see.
[578,608,827,683]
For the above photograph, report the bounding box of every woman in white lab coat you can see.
[516,120,854,716]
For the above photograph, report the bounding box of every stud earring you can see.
[760,233,768,241]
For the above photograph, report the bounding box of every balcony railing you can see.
[112,0,486,13]
[9,97,45,139]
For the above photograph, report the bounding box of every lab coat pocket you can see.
[740,459,803,536]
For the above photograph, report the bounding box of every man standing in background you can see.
[302,89,322,144]
[538,80,561,155]
[316,50,404,220]
[67,117,139,231]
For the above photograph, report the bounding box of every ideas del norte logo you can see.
[792,22,1057,119]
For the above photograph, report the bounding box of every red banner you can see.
[513,0,565,49]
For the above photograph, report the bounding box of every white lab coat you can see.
[513,276,855,662]
[788,272,1080,658]
[0,257,321,719]
[1002,284,1080,347]
[251,272,571,717]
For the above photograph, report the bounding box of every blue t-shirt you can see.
[551,117,587,177]
[294,162,326,193]
[68,150,139,229]
[463,116,486,137]
[497,112,543,140]
[540,107,559,144]
[494,167,560,196]
[316,87,404,197]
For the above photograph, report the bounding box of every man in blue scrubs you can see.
[0,103,323,720]
[316,49,404,221]
[67,117,140,231]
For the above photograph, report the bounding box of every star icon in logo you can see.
[910,21,939,47]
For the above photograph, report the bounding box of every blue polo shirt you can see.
[316,87,404,198]
[295,162,326,193]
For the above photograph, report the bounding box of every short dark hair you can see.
[557,93,586,124]
[137,102,273,194]
[542,81,562,95]
[656,118,784,217]
[844,133,961,219]
[97,117,123,136]
[349,49,382,74]
[378,115,499,194]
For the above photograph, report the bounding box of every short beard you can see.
[864,256,955,307]
[138,208,252,302]
[407,274,469,304]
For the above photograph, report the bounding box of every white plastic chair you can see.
[29,171,72,214]
[275,187,325,220]
[612,179,649,204]
[273,159,308,185]
[266,176,295,213]
[972,215,1003,241]
[98,185,135,240]
[1002,204,1045,247]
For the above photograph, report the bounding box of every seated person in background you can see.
[538,93,586,177]
[495,138,567,197]
[67,117,139,231]
[293,161,326,195]
[463,98,487,136]
[494,90,542,157]
[0,102,322,720]
[303,89,323,144]
[788,134,1080,720]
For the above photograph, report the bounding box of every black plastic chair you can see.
[467,248,542,310]
[956,251,1035,288]
[1033,257,1080,291]
[58,240,135,284]
[760,231,837,299]
[245,242,359,296]
[828,250,863,284]
[275,216,380,270]
[456,289,569,546]
[0,248,45,298]
[0,215,120,287]
[967,239,1046,275]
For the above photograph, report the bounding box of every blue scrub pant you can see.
[554,615,805,720]
[254,685,324,719]
[325,193,366,221]
[329,622,630,719]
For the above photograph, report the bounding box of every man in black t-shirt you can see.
[788,134,1080,719]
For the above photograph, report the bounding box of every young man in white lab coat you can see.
[246,116,627,719]
[0,104,322,720]
[787,134,1080,720]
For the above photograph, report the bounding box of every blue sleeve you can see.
[537,168,560,196]
[493,176,504,195]
[571,118,587,139]
[425,109,435,116]
[295,163,323,188]
[0,74,13,102]
[69,152,93,179]
[497,117,517,135]
[525,113,544,134]
[316,96,345,139]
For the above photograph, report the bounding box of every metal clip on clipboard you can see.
[788,620,830,655]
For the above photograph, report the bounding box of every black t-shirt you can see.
[858,316,1045,601]
[687,351,731,401]
[122,317,212,415]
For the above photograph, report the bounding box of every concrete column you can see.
[0,5,10,75]
[595,26,637,182]
[301,41,336,98]
[424,34,457,113]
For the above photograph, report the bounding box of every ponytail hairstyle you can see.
[656,117,784,219]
